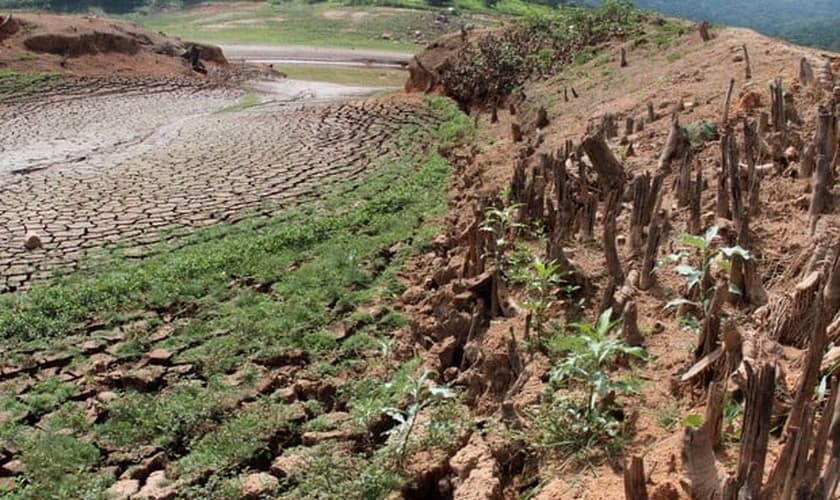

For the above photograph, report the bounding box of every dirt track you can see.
[0,76,438,292]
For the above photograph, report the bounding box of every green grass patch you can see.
[276,64,406,87]
[172,400,293,481]
[0,96,471,498]
[0,69,61,100]
[215,92,261,113]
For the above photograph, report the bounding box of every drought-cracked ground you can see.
[0,76,439,292]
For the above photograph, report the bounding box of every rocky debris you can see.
[240,472,279,499]
[0,459,25,475]
[144,348,173,365]
[104,478,140,500]
[301,428,363,446]
[449,435,502,500]
[120,450,166,481]
[110,365,165,391]
[89,353,116,373]
[134,470,176,500]
[293,377,337,405]
[270,453,312,480]
[23,232,42,250]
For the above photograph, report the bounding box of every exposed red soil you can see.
[400,22,840,499]
[0,12,227,77]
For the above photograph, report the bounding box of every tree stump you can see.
[699,21,712,42]
[800,57,815,87]
[624,455,648,500]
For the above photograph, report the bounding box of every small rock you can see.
[1,459,24,475]
[380,33,393,40]
[301,429,362,446]
[120,450,166,480]
[270,453,312,479]
[240,472,279,499]
[273,386,297,403]
[89,353,116,373]
[120,365,166,390]
[96,391,119,404]
[23,232,42,250]
[733,54,744,62]
[104,478,140,500]
[134,470,176,500]
[145,349,172,365]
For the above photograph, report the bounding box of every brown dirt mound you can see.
[1,13,227,77]
[0,14,20,41]
[405,29,491,94]
[24,32,141,57]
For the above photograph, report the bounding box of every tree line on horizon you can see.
[1,0,837,51]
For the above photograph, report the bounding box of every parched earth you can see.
[0,76,438,292]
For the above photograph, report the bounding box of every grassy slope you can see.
[125,1,547,52]
[0,97,472,499]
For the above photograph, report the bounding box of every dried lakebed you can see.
[0,75,438,292]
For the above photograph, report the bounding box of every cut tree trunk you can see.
[699,21,712,42]
[536,106,549,129]
[689,165,703,235]
[659,114,689,172]
[639,214,662,291]
[783,296,827,438]
[721,78,735,127]
[810,154,832,234]
[582,132,627,191]
[682,427,723,499]
[742,45,752,80]
[624,455,648,500]
[801,57,815,87]
[622,300,644,347]
[730,363,775,499]
[604,189,624,285]
[770,78,785,133]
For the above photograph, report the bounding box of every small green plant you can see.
[655,404,681,431]
[382,369,456,467]
[479,202,524,273]
[550,309,648,412]
[722,397,744,445]
[665,225,751,315]
[527,309,647,461]
[521,258,576,341]
[215,92,261,114]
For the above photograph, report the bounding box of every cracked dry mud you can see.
[0,77,438,292]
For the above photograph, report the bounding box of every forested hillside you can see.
[584,0,840,50]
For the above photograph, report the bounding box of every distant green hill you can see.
[582,0,840,50]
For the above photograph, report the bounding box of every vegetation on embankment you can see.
[0,97,472,499]
[0,69,61,100]
[422,0,684,105]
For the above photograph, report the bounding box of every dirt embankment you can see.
[402,22,840,499]
[0,12,227,77]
